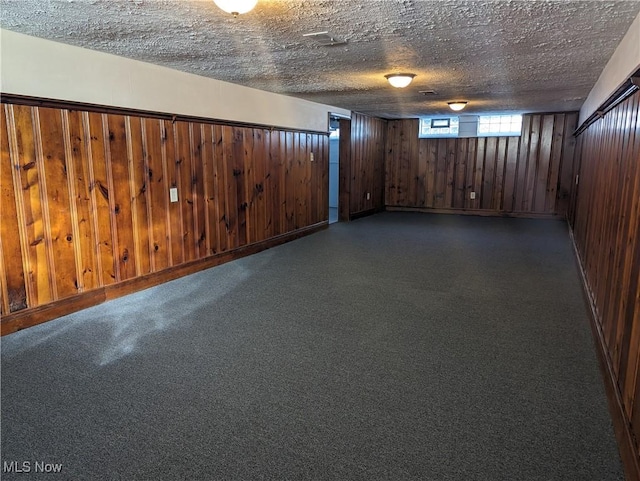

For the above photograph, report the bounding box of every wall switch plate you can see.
[366,192,371,200]
[470,192,476,199]
[310,152,314,162]
[170,187,178,203]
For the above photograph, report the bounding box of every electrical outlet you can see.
[310,152,314,162]
[170,187,178,203]
[366,192,371,200]
[470,191,476,200]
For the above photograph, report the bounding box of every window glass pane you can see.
[420,117,459,138]
[477,114,522,136]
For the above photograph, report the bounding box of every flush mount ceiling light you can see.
[448,101,468,111]
[385,73,416,88]
[213,0,258,17]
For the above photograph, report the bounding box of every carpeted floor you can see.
[1,212,623,480]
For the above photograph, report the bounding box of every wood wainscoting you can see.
[339,113,387,221]
[0,102,329,334]
[570,90,640,480]
[385,113,578,217]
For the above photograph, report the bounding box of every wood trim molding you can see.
[569,228,640,481]
[385,206,561,220]
[1,222,328,336]
[574,68,640,136]
[350,207,384,220]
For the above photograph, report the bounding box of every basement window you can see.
[419,117,459,138]
[477,115,522,136]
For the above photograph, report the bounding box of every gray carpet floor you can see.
[1,212,622,480]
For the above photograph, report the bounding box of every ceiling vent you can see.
[419,90,437,95]
[302,31,347,47]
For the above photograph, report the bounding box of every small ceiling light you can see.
[385,73,416,88]
[448,101,468,111]
[213,0,258,17]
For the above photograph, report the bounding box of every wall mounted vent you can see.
[302,31,347,46]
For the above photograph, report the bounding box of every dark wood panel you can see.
[348,113,387,218]
[338,118,351,221]
[570,91,640,479]
[38,107,77,300]
[106,114,136,281]
[1,105,28,312]
[126,116,152,277]
[191,123,207,258]
[213,124,229,252]
[10,105,53,306]
[201,124,216,255]
[1,100,332,332]
[85,112,116,285]
[385,113,578,216]
[66,110,97,292]
[143,118,170,272]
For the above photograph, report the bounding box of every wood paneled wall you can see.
[570,91,640,478]
[0,103,328,331]
[340,113,386,220]
[385,113,578,217]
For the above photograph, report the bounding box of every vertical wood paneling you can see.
[1,106,27,312]
[347,113,387,218]
[143,118,170,271]
[514,115,532,211]
[481,137,497,210]
[339,118,351,222]
[10,105,53,305]
[385,113,577,216]
[163,120,182,265]
[262,129,273,238]
[463,139,477,210]
[1,101,331,324]
[557,113,579,217]
[571,91,640,477]
[126,116,152,276]
[174,121,195,262]
[38,107,77,299]
[502,136,520,212]
[201,124,216,255]
[233,127,248,246]
[191,123,207,259]
[66,110,97,292]
[284,131,295,231]
[253,129,267,242]
[244,128,256,243]
[107,114,136,281]
[213,125,229,252]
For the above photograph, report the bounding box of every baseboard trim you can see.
[569,228,640,481]
[350,207,383,220]
[1,222,328,336]
[384,206,561,219]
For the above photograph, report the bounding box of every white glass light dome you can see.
[213,0,258,16]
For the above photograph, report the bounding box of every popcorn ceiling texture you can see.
[2,0,639,118]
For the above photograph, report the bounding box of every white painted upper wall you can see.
[580,10,640,125]
[0,29,350,132]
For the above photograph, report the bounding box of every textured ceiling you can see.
[2,0,640,118]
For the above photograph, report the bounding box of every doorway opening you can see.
[328,115,340,224]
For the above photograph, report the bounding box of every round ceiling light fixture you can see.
[385,73,416,89]
[213,0,258,17]
[448,101,468,111]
